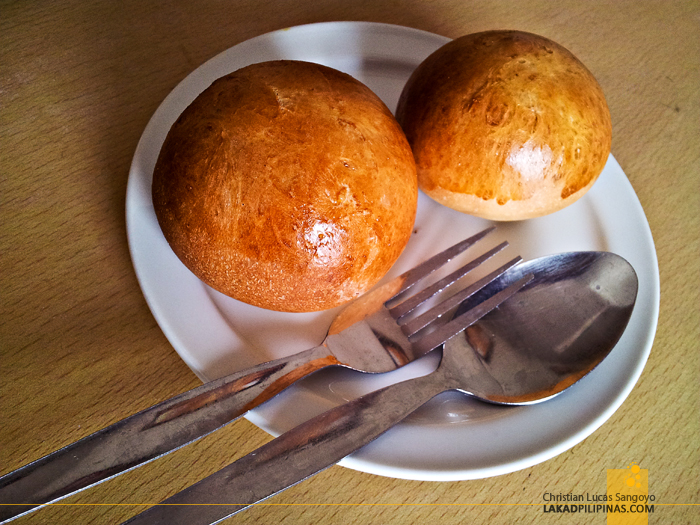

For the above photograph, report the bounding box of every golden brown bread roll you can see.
[152,60,417,312]
[396,30,612,221]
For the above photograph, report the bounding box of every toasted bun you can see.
[396,30,612,221]
[153,60,417,312]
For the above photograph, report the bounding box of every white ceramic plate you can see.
[126,22,660,481]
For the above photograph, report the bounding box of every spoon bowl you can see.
[445,251,638,404]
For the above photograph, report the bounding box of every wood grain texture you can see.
[1,1,698,523]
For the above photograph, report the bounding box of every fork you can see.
[0,226,519,522]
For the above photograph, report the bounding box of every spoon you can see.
[124,251,638,525]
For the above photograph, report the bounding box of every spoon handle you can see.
[122,366,449,525]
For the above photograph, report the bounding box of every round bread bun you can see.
[396,30,612,221]
[152,60,418,313]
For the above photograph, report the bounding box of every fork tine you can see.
[402,256,523,337]
[386,226,496,304]
[389,241,509,320]
[412,274,534,355]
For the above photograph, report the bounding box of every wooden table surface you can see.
[2,1,698,523]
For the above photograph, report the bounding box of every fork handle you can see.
[0,344,335,523]
[122,363,450,525]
